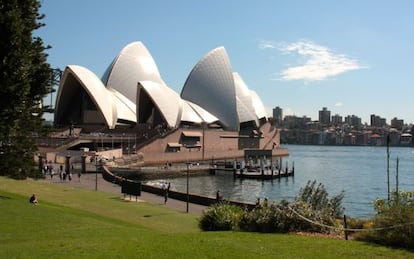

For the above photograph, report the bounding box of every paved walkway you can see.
[43,173,207,216]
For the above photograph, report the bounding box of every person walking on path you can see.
[163,182,171,204]
[216,190,223,202]
[29,193,38,205]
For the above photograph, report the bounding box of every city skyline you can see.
[274,106,407,126]
[38,1,414,124]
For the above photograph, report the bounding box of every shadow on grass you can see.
[355,239,414,254]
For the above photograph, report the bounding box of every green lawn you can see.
[0,177,412,258]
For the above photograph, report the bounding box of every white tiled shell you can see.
[107,88,137,123]
[185,101,219,124]
[180,101,203,124]
[250,90,268,119]
[103,42,164,105]
[181,47,239,131]
[56,42,268,130]
[55,65,118,128]
[233,72,259,125]
[137,81,182,128]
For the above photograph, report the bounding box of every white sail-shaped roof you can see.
[137,81,182,128]
[181,47,239,131]
[180,101,203,124]
[55,41,269,131]
[250,90,268,119]
[107,88,136,123]
[236,97,257,125]
[186,102,219,124]
[55,65,118,129]
[102,42,164,104]
[233,72,258,125]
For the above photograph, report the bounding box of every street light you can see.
[186,162,190,213]
[202,122,205,161]
[95,155,98,191]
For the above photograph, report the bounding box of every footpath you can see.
[43,173,207,216]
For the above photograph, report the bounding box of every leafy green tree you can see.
[0,0,52,179]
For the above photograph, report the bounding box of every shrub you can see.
[239,181,344,234]
[346,217,370,230]
[288,180,345,233]
[199,202,244,231]
[239,201,291,233]
[200,181,345,235]
[356,191,414,249]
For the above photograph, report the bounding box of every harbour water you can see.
[155,145,414,218]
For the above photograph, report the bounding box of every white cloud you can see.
[259,40,278,49]
[283,107,295,116]
[335,102,343,107]
[261,40,365,81]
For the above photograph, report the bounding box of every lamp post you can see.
[186,162,190,213]
[81,154,86,182]
[128,135,130,156]
[65,154,71,179]
[202,122,205,161]
[386,133,390,201]
[95,155,98,191]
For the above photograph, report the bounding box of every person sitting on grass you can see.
[29,193,38,205]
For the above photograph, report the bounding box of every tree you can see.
[0,0,52,179]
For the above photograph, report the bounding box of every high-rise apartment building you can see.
[370,114,386,127]
[391,117,404,130]
[331,114,343,125]
[272,106,283,122]
[318,107,331,125]
[344,115,362,127]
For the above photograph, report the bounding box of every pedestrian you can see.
[59,165,63,181]
[263,197,268,207]
[216,190,223,202]
[255,197,261,207]
[29,193,38,205]
[48,164,54,178]
[164,187,168,204]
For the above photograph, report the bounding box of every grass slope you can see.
[0,177,412,258]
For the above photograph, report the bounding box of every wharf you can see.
[233,169,294,180]
[214,159,295,180]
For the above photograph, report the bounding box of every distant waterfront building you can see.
[318,107,331,125]
[283,115,311,129]
[370,114,386,128]
[391,117,404,130]
[331,114,343,125]
[344,115,362,127]
[272,106,283,123]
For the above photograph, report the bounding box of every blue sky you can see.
[39,0,414,124]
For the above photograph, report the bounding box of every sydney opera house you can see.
[54,41,285,163]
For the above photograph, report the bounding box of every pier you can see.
[211,158,295,180]
[233,167,294,180]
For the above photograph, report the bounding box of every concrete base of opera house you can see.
[123,122,288,166]
[37,122,289,168]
